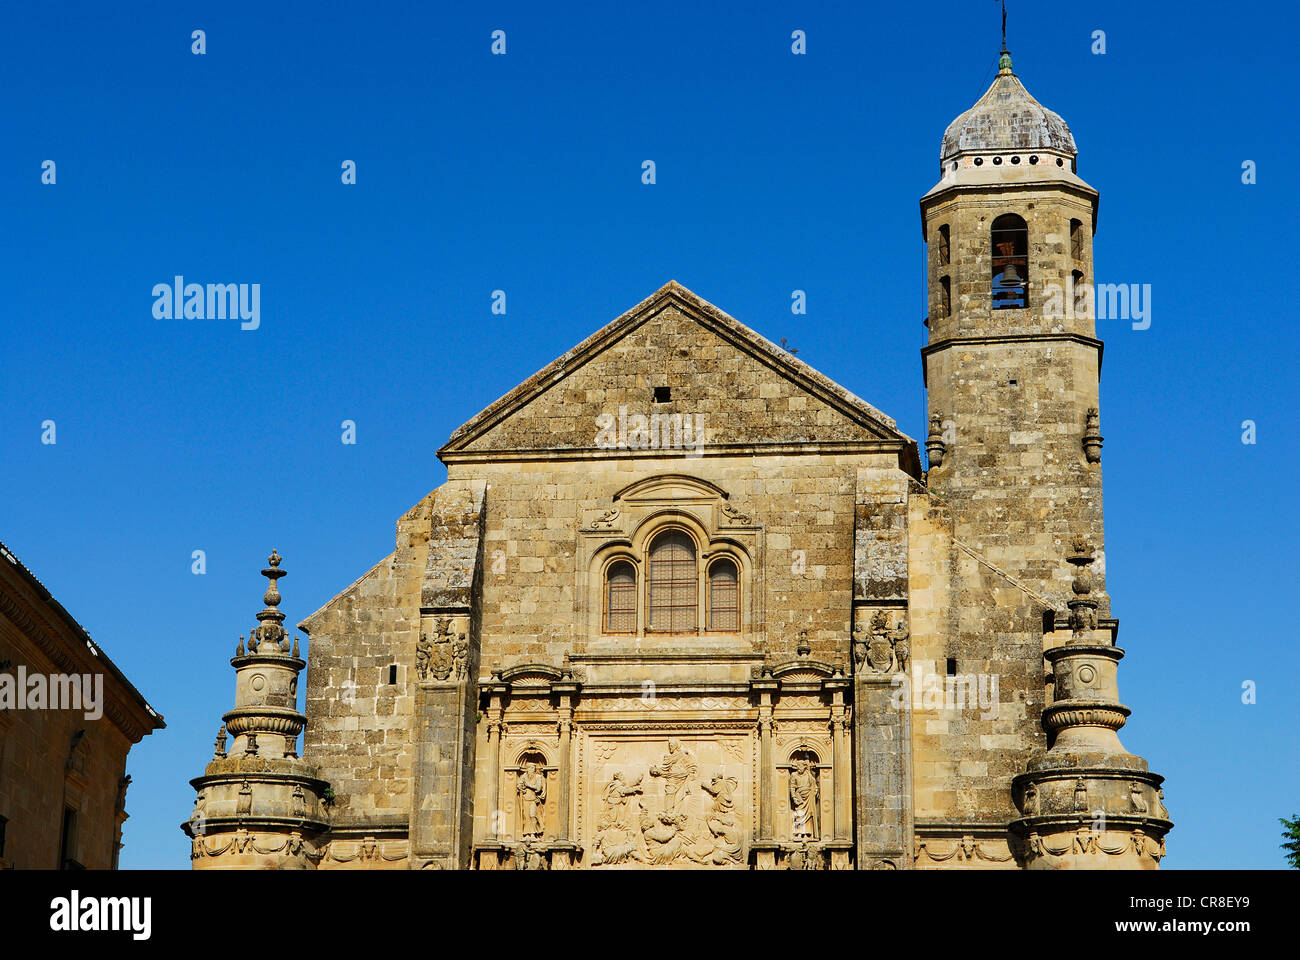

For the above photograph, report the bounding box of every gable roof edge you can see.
[437,281,916,464]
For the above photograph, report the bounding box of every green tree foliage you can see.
[1281,815,1300,868]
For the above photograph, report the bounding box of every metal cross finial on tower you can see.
[998,0,1008,53]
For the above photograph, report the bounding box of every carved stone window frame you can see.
[577,475,763,644]
[600,555,639,635]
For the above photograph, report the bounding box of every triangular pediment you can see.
[438,282,919,472]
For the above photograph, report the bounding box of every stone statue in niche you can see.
[789,755,820,840]
[649,739,698,816]
[516,761,547,839]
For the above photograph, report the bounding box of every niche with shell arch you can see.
[509,746,553,842]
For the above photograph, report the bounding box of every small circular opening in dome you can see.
[1057,158,1064,167]
[993,157,1002,165]
[1011,156,1021,164]
[974,158,983,166]
[1030,155,1039,164]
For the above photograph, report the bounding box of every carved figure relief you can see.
[855,610,909,674]
[417,617,467,682]
[649,738,697,816]
[700,774,743,864]
[787,841,823,871]
[589,740,748,868]
[1129,782,1147,814]
[591,772,648,866]
[720,502,752,525]
[591,509,620,530]
[516,837,548,870]
[452,630,469,681]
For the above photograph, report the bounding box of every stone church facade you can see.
[184,50,1172,870]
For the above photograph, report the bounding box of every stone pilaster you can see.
[547,677,581,868]
[750,675,779,869]
[409,483,486,869]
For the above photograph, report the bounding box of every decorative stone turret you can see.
[925,413,947,468]
[1009,539,1172,868]
[182,552,331,868]
[1082,408,1103,464]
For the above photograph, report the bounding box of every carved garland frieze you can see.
[1023,829,1165,863]
[190,829,324,863]
[914,835,1014,864]
[322,837,410,864]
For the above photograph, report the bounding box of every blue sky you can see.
[1,1,1296,869]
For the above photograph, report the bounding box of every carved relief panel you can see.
[579,733,754,868]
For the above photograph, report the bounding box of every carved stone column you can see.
[751,674,779,869]
[472,677,508,869]
[827,679,851,841]
[548,678,581,868]
[485,695,505,837]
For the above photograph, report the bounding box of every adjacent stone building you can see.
[185,49,1172,869]
[0,540,164,869]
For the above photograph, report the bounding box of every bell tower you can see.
[921,49,1105,608]
[921,47,1172,868]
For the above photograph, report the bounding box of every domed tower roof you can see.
[940,52,1076,162]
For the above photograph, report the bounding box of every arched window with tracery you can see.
[604,560,637,633]
[647,531,697,633]
[707,558,739,632]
